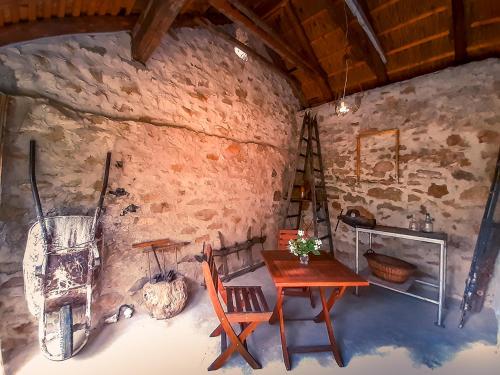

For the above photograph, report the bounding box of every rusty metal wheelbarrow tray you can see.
[24,216,101,360]
[23,140,111,361]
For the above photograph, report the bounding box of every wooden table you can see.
[261,250,369,370]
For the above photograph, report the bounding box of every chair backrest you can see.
[202,244,227,309]
[278,229,299,251]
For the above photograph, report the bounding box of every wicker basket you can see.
[363,249,417,284]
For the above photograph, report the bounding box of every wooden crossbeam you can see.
[208,0,330,99]
[131,0,188,63]
[451,0,467,63]
[283,1,333,100]
[321,0,387,84]
[0,15,138,47]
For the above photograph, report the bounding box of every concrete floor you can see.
[8,267,500,375]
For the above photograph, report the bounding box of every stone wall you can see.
[305,58,499,303]
[0,28,299,364]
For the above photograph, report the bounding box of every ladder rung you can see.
[299,152,319,157]
[314,168,321,172]
[287,214,300,218]
[317,218,326,223]
[291,198,309,202]
[296,169,305,173]
[319,235,330,240]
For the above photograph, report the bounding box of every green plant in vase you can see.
[288,230,322,265]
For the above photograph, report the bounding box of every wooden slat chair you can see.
[201,243,272,371]
[278,229,315,308]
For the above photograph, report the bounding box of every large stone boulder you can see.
[142,275,188,319]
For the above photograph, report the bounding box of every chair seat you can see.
[225,286,272,322]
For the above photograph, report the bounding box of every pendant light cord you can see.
[342,0,349,100]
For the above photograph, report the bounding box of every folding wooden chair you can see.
[201,244,272,371]
[278,229,315,308]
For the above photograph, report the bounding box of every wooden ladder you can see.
[282,112,334,254]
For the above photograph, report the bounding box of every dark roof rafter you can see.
[131,0,189,63]
[320,0,388,84]
[208,0,332,101]
[451,0,468,63]
[0,15,138,48]
[283,1,333,100]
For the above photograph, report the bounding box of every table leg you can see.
[355,229,359,296]
[319,287,344,367]
[313,286,346,323]
[274,287,291,370]
[436,243,446,327]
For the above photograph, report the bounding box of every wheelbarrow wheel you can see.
[59,304,73,360]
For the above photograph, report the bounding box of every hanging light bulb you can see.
[338,100,350,114]
[335,2,352,117]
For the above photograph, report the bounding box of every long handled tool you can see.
[459,148,500,328]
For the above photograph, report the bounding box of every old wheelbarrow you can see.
[23,140,111,360]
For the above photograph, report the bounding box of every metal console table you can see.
[355,225,447,327]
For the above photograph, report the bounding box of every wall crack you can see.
[4,89,288,153]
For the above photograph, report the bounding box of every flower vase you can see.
[299,254,309,265]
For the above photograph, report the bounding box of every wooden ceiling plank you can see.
[72,0,82,17]
[378,6,448,37]
[387,51,454,75]
[208,0,323,79]
[0,14,138,47]
[386,30,450,56]
[42,0,52,18]
[98,1,108,16]
[471,17,500,28]
[28,0,37,21]
[111,0,122,16]
[131,0,188,63]
[0,8,4,27]
[57,0,66,18]
[124,0,136,15]
[283,1,333,99]
[261,0,287,20]
[451,0,467,63]
[10,2,20,23]
[320,0,387,83]
[87,0,98,16]
[370,0,400,15]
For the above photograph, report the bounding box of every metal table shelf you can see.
[355,225,447,327]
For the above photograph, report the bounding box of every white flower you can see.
[298,230,304,237]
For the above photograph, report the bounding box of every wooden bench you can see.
[201,243,272,370]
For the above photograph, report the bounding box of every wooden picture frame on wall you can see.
[356,128,400,183]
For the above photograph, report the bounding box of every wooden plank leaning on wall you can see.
[0,93,8,201]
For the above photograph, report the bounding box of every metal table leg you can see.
[355,229,359,295]
[436,242,445,327]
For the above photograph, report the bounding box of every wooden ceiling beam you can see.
[261,0,288,20]
[321,0,387,84]
[345,0,387,63]
[451,0,468,63]
[208,0,326,82]
[131,0,188,63]
[0,15,138,47]
[283,1,333,100]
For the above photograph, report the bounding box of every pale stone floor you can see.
[9,267,500,375]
